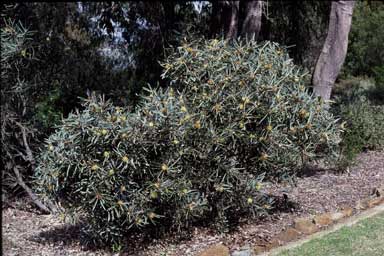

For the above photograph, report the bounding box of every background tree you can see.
[313,1,356,100]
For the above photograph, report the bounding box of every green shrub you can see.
[343,1,384,77]
[371,65,384,102]
[35,39,342,245]
[339,97,384,161]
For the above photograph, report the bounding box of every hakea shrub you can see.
[35,39,342,245]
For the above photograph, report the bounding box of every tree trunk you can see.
[210,1,222,38]
[222,1,240,40]
[312,1,355,101]
[241,0,263,40]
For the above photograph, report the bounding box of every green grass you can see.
[278,212,384,256]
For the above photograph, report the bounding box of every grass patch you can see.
[278,212,384,256]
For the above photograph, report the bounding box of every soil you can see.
[2,150,384,256]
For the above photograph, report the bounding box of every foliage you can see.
[35,39,343,244]
[338,97,384,161]
[1,18,37,197]
[343,0,384,77]
[370,65,384,103]
[34,85,63,129]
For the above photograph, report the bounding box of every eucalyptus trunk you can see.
[241,0,263,40]
[223,1,240,39]
[312,0,355,101]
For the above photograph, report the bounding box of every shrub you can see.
[343,1,384,77]
[371,65,384,103]
[339,97,384,161]
[35,39,342,245]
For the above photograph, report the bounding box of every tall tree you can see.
[223,1,240,39]
[210,0,263,40]
[241,0,263,40]
[312,1,356,100]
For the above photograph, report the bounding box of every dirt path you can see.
[2,150,384,256]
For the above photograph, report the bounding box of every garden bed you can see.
[2,150,384,256]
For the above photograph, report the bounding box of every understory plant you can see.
[339,97,384,161]
[35,39,343,245]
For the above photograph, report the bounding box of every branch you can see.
[13,166,51,214]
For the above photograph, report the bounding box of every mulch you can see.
[2,150,384,256]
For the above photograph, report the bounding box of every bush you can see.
[371,65,384,103]
[343,1,384,77]
[35,39,342,245]
[1,18,37,197]
[339,97,384,161]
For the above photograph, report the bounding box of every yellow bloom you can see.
[148,212,156,219]
[117,200,124,206]
[168,88,174,97]
[150,191,158,199]
[161,163,169,172]
[215,185,224,192]
[263,204,271,209]
[255,182,262,190]
[194,120,201,129]
[101,129,108,135]
[213,104,222,113]
[208,79,214,85]
[239,103,244,110]
[121,133,128,139]
[211,39,219,46]
[259,153,268,161]
[299,109,308,118]
[239,121,245,129]
[247,197,253,204]
[182,188,188,194]
[122,156,129,163]
[242,96,250,104]
[266,125,272,132]
[148,122,154,127]
[120,186,126,192]
[103,151,110,158]
[181,106,187,112]
[48,145,54,151]
[91,164,99,171]
[108,169,115,176]
[173,139,179,145]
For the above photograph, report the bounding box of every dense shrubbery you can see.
[343,1,384,77]
[339,99,384,161]
[335,88,384,161]
[333,75,384,162]
[35,39,342,244]
[1,18,37,196]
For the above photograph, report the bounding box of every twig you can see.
[14,121,35,168]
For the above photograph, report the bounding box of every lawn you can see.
[278,212,384,256]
